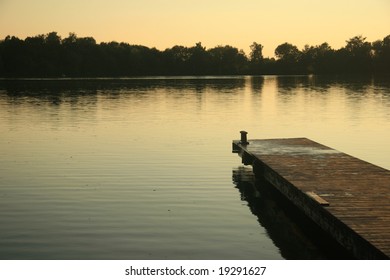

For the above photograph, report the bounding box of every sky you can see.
[0,0,389,57]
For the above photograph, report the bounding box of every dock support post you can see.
[240,131,249,145]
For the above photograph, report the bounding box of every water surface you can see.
[0,76,389,259]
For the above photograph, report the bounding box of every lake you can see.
[0,75,389,260]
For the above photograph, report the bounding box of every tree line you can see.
[0,32,389,77]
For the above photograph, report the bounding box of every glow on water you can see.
[0,76,389,259]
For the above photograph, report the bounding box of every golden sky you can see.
[1,0,389,57]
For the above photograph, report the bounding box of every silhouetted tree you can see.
[275,42,300,61]
[314,43,335,74]
[0,32,389,77]
[61,33,83,76]
[208,45,248,74]
[372,35,390,73]
[262,57,278,74]
[343,35,372,73]
[187,42,210,75]
[300,43,335,74]
[162,45,191,75]
[249,42,264,74]
[1,36,26,76]
[300,45,316,73]
[275,42,302,73]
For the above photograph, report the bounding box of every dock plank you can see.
[233,137,390,259]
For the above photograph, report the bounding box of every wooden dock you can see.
[232,134,390,259]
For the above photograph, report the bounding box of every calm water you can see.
[0,76,389,260]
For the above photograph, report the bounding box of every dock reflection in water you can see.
[232,166,352,259]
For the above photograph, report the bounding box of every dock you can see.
[232,132,390,259]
